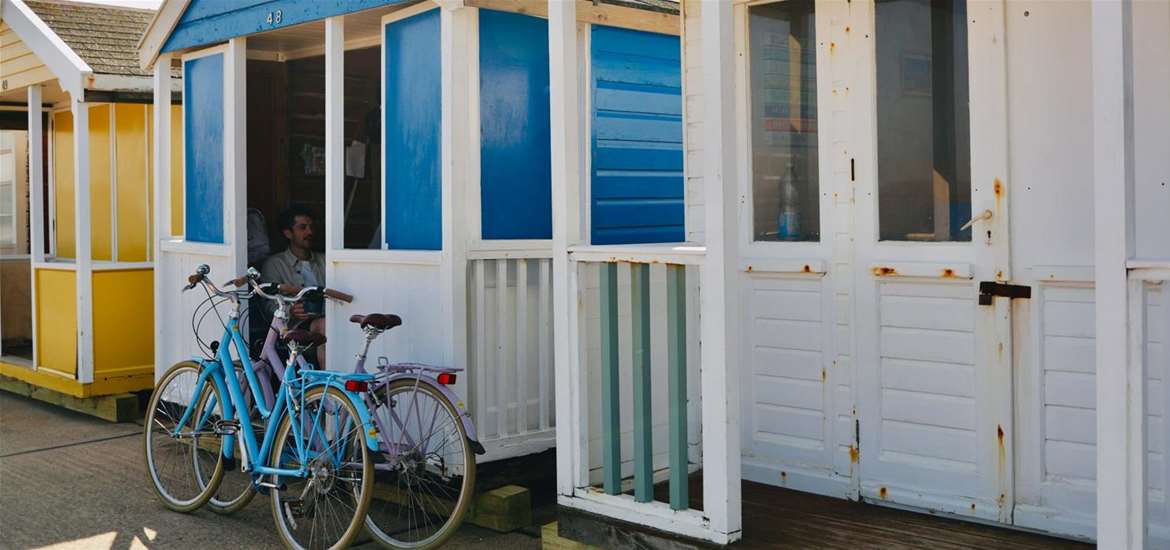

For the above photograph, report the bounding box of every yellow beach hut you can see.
[0,0,179,417]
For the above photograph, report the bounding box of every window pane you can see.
[749,0,820,242]
[876,0,971,241]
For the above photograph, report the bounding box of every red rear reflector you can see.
[345,380,368,392]
[437,373,456,385]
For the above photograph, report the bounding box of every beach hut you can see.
[545,0,1170,547]
[137,0,686,462]
[0,0,178,416]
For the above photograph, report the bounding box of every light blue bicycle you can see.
[143,265,377,550]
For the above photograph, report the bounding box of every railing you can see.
[570,244,703,517]
[467,255,556,458]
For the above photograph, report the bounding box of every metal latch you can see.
[978,281,1031,306]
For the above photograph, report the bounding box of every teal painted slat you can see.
[666,264,688,510]
[599,262,621,495]
[631,263,653,502]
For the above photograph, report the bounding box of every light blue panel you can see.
[163,0,411,53]
[590,26,684,245]
[384,9,441,250]
[479,10,551,240]
[184,53,224,244]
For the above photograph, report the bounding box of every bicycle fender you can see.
[381,372,484,455]
[305,381,381,452]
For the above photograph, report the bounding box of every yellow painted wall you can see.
[53,111,75,258]
[170,106,183,237]
[89,105,113,261]
[115,104,150,262]
[35,268,77,378]
[92,269,154,376]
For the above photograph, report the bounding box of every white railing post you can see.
[699,0,742,543]
[549,0,586,496]
[151,52,172,382]
[1093,0,1143,547]
[324,16,345,369]
[72,97,94,383]
[27,84,44,371]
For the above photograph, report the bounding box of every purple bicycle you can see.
[205,268,485,549]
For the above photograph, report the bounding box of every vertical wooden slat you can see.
[631,262,653,502]
[474,260,487,433]
[516,258,529,434]
[667,263,689,510]
[496,259,509,438]
[600,261,621,494]
[539,258,552,430]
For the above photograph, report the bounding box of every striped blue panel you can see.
[590,26,684,245]
[384,9,441,250]
[184,53,224,244]
[163,0,411,53]
[479,10,552,240]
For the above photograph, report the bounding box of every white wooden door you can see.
[851,0,1014,523]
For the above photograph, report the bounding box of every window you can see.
[749,0,819,242]
[876,0,971,241]
[0,133,16,246]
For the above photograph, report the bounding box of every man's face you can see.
[283,215,315,250]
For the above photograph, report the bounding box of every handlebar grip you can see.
[277,283,301,296]
[187,273,204,285]
[323,288,353,303]
[225,276,249,288]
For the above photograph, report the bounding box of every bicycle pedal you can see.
[257,480,287,491]
[282,497,306,518]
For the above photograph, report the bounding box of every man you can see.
[261,206,328,368]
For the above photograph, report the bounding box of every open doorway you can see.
[244,43,382,343]
[0,130,33,363]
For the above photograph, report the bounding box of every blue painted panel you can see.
[184,54,224,244]
[591,26,684,245]
[479,10,551,240]
[163,0,411,53]
[384,9,441,251]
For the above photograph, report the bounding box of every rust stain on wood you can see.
[873,266,897,276]
[942,268,956,278]
[849,446,859,463]
[803,264,812,273]
[879,487,888,499]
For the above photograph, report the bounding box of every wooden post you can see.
[151,53,172,382]
[699,0,742,542]
[440,1,473,395]
[27,85,44,372]
[224,38,247,279]
[599,262,620,495]
[1093,0,1143,547]
[631,261,652,502]
[549,0,587,496]
[666,263,688,510]
[324,16,344,367]
[71,97,93,384]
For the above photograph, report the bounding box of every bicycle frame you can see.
[174,316,379,482]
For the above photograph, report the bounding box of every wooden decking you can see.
[732,481,1090,549]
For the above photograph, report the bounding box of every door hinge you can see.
[978,281,1031,306]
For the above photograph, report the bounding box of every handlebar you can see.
[182,265,353,306]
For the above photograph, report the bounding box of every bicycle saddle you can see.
[282,329,326,347]
[348,313,402,330]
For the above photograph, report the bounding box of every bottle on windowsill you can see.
[777,162,800,241]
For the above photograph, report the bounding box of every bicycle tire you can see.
[143,361,225,513]
[269,385,374,550]
[364,379,477,550]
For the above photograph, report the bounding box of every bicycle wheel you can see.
[143,360,225,513]
[365,380,476,550]
[270,385,374,550]
[204,363,262,514]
